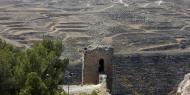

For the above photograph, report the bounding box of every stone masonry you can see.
[82,46,190,95]
[112,51,190,95]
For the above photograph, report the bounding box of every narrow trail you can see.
[180,25,189,31]
[118,0,129,6]
[93,4,115,13]
[111,0,129,6]
[61,84,102,94]
[102,32,156,44]
[91,0,131,13]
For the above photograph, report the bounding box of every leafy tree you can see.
[0,41,16,95]
[14,52,30,91]
[25,38,68,94]
[0,38,69,95]
[19,72,49,95]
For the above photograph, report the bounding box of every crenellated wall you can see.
[112,51,190,95]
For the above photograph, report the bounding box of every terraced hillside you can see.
[0,0,190,64]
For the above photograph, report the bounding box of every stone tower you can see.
[82,45,113,89]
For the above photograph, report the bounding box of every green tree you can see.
[0,38,68,95]
[14,52,30,91]
[0,42,16,95]
[19,72,49,95]
[27,38,68,94]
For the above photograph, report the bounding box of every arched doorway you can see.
[98,59,105,74]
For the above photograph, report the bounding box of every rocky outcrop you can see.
[177,73,190,95]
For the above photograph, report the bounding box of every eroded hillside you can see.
[0,0,190,63]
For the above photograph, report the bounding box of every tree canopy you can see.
[0,38,68,95]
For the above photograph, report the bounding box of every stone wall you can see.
[112,51,190,95]
[83,46,113,89]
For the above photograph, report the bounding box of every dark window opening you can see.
[98,59,105,74]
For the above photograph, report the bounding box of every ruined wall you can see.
[83,47,113,87]
[112,51,190,95]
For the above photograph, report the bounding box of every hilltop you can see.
[0,0,190,63]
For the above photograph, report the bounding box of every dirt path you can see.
[60,84,101,94]
[102,32,156,44]
[60,75,110,95]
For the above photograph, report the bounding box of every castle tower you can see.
[82,45,113,89]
